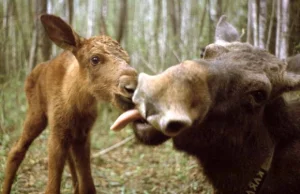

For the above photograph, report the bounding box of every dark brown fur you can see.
[130,16,300,194]
[287,54,300,74]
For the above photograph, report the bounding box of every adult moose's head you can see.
[111,15,300,193]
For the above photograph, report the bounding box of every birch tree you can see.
[28,0,51,72]
[116,0,127,43]
[288,0,300,55]
[276,0,290,59]
[258,0,267,49]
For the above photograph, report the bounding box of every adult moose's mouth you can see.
[110,109,153,131]
[111,60,211,137]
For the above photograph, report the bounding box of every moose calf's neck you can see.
[59,52,96,113]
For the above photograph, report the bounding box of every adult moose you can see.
[2,14,137,194]
[111,16,300,193]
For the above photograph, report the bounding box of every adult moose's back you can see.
[2,14,137,194]
[111,16,300,194]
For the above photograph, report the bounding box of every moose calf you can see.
[112,16,300,193]
[2,14,137,194]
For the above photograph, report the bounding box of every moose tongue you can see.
[110,109,143,131]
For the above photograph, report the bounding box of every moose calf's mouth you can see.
[115,94,135,111]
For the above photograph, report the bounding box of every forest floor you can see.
[0,104,214,194]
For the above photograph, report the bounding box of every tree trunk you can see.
[250,0,259,47]
[28,0,50,72]
[99,0,108,35]
[68,0,73,24]
[12,0,29,67]
[199,0,208,39]
[87,0,95,37]
[207,0,213,43]
[276,0,290,59]
[216,0,222,20]
[154,0,162,62]
[209,0,222,42]
[116,0,127,43]
[258,0,267,49]
[167,0,177,35]
[266,0,276,52]
[247,0,253,44]
[0,0,4,81]
[3,0,12,74]
[28,27,38,73]
[288,0,300,55]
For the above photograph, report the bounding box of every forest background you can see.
[1,0,299,193]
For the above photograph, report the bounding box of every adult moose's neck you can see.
[173,112,275,193]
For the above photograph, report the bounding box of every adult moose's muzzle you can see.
[111,60,212,137]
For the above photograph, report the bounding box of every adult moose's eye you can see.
[251,90,267,104]
[90,56,101,65]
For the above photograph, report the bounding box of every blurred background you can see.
[1,0,300,193]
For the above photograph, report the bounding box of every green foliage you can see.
[0,70,27,142]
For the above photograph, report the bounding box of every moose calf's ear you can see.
[215,15,240,44]
[40,14,83,52]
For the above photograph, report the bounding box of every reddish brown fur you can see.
[2,14,137,194]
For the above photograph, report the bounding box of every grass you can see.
[0,72,213,194]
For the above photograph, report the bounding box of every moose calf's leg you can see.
[67,153,79,194]
[45,130,69,194]
[70,134,96,194]
[2,111,47,194]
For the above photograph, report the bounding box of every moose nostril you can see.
[165,121,188,134]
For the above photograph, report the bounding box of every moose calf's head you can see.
[111,16,300,144]
[41,14,137,110]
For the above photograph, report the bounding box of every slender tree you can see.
[266,0,276,52]
[116,0,127,43]
[247,0,253,44]
[28,0,50,72]
[288,0,300,55]
[258,0,267,49]
[68,0,74,24]
[276,0,290,59]
[99,0,108,35]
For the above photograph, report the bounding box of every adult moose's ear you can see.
[203,15,240,60]
[215,15,240,44]
[281,72,300,93]
[40,14,84,52]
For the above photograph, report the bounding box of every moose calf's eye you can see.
[251,90,267,104]
[91,56,101,65]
